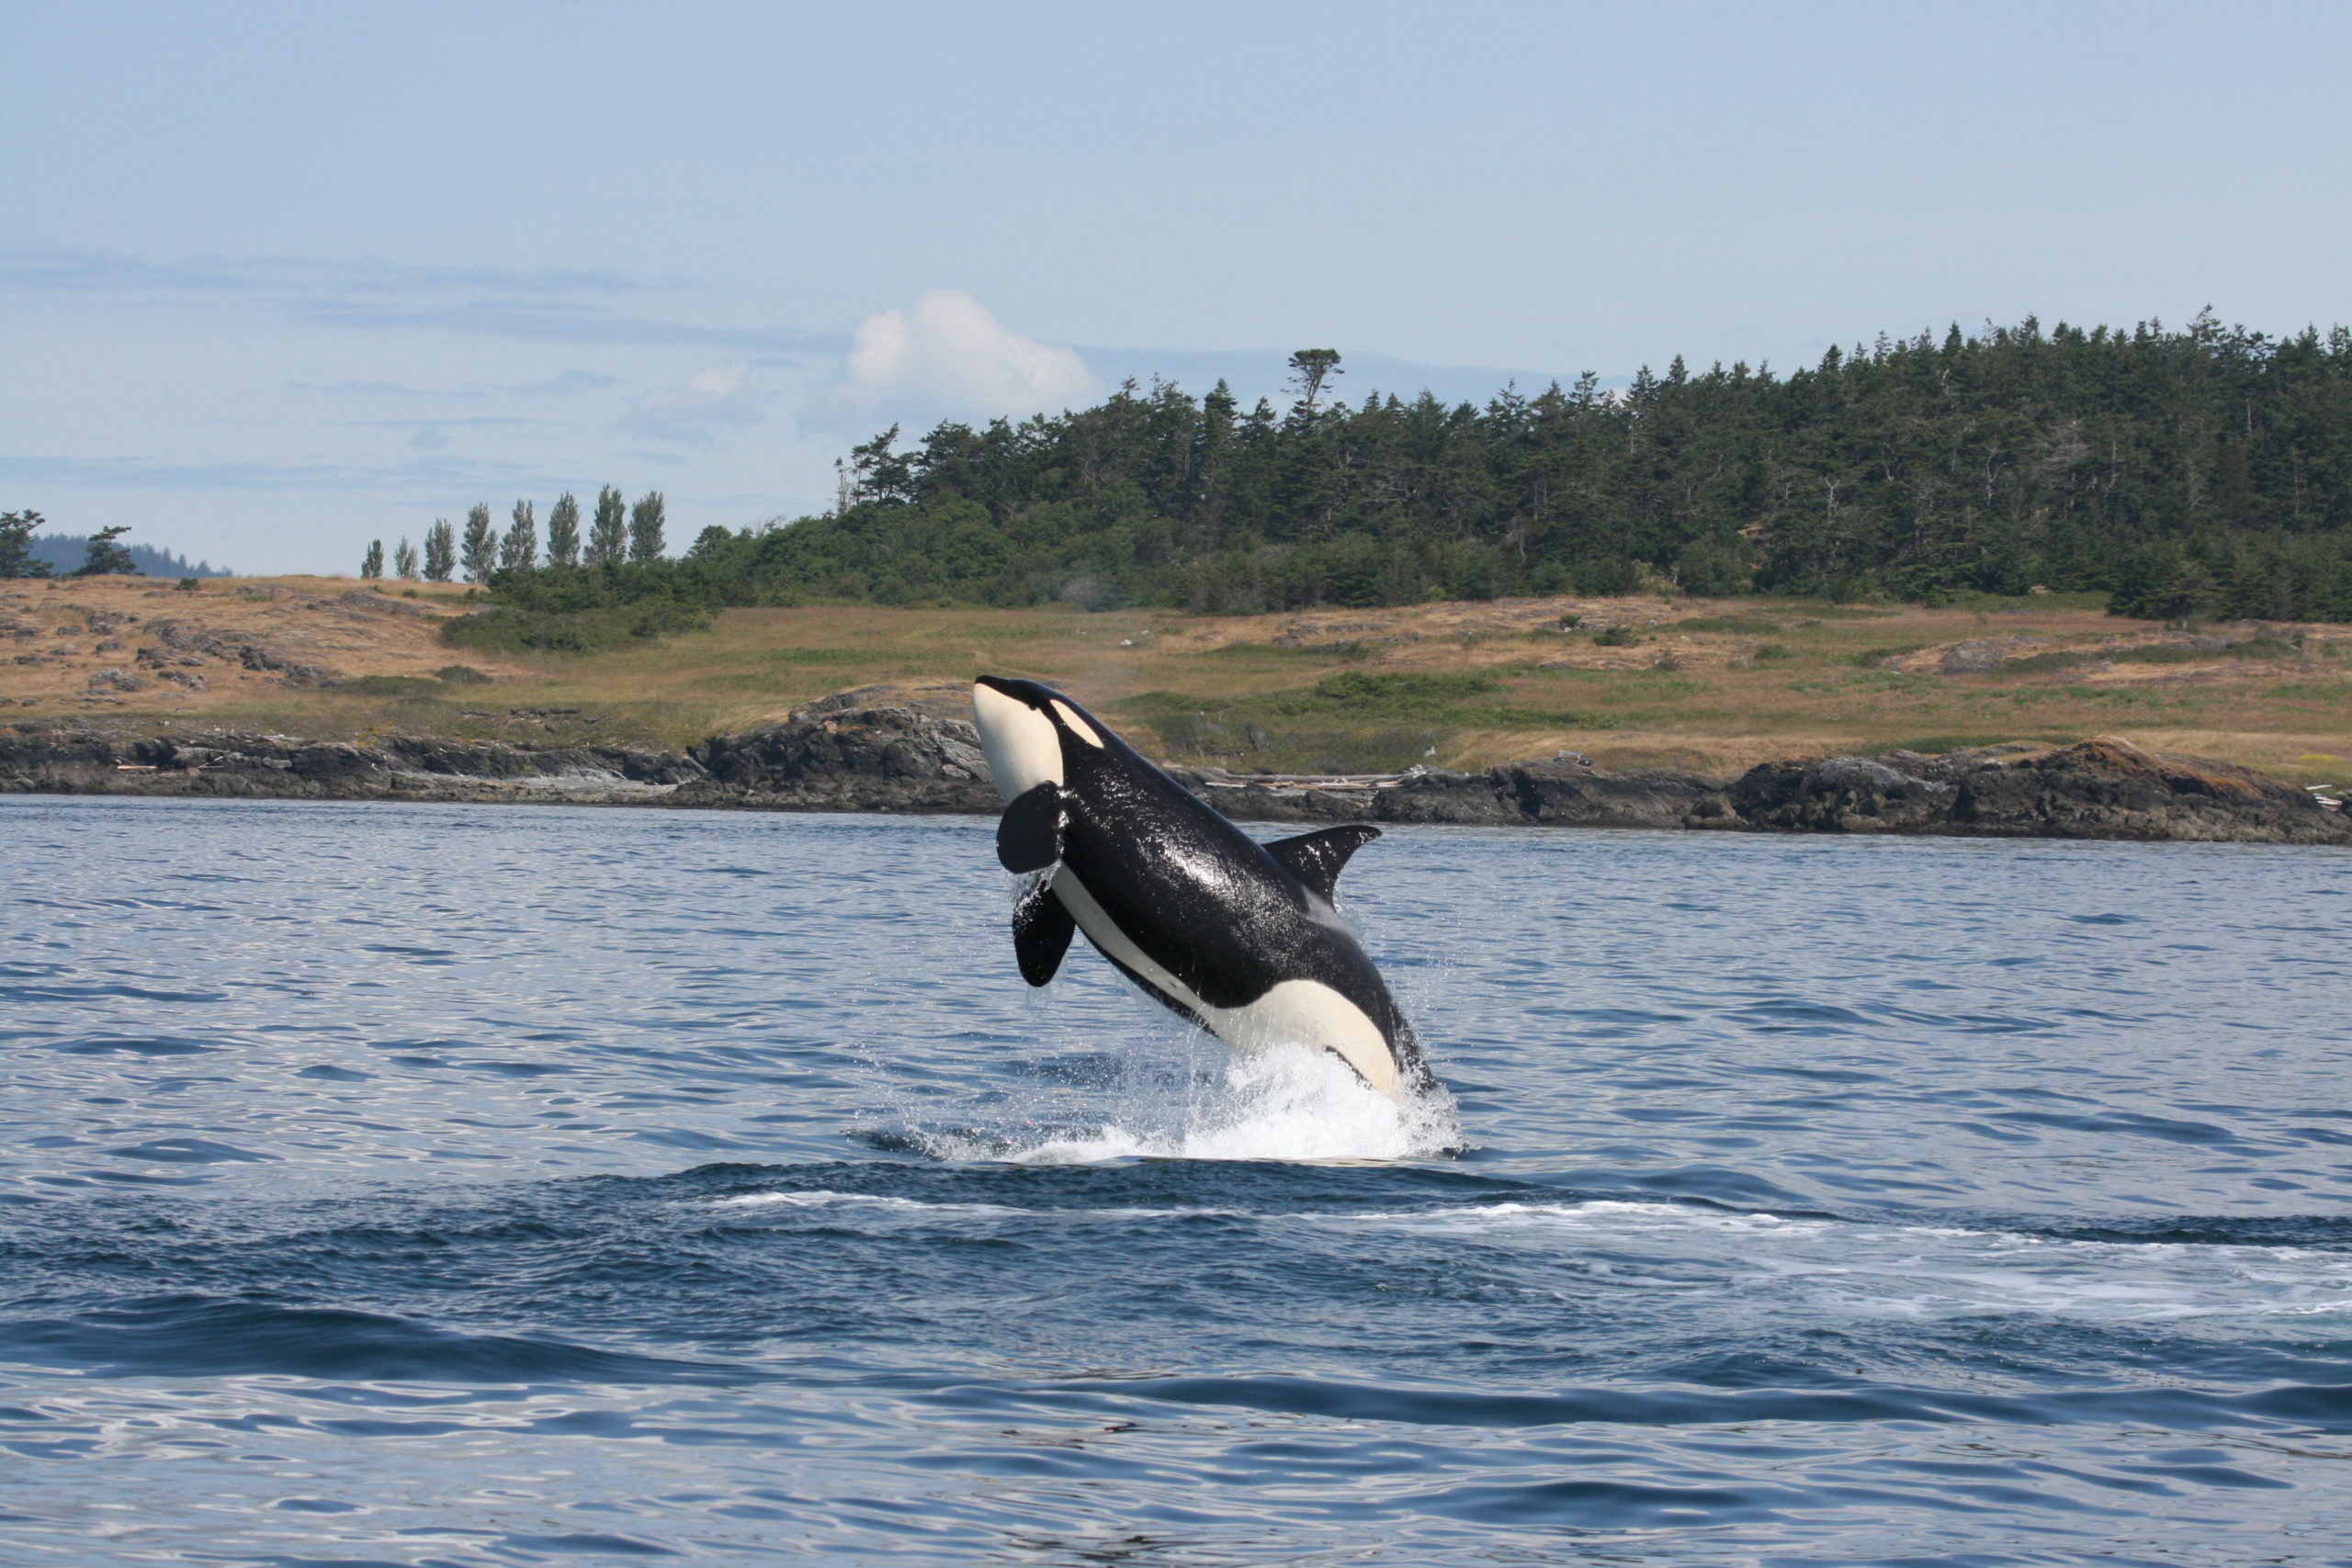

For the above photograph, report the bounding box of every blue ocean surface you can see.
[2,795,2348,1566]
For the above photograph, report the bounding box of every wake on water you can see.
[836,947,2352,1337]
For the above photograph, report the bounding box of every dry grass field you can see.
[6,572,2349,786]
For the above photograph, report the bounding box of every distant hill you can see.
[29,534,233,579]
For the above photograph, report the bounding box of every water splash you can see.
[905,1043,1461,1165]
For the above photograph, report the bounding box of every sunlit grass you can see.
[30,577,2349,787]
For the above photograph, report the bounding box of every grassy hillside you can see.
[8,574,2348,788]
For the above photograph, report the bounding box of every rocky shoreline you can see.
[4,693,2346,845]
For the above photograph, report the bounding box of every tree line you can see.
[469,313,2352,624]
[364,489,666,582]
[0,513,148,579]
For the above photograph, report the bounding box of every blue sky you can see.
[5,1,2347,573]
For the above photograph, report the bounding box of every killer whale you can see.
[970,675,1433,1101]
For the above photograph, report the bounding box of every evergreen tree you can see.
[394,537,419,580]
[0,510,51,579]
[499,499,538,573]
[461,318,2352,625]
[1286,349,1343,413]
[72,525,138,577]
[423,519,458,582]
[360,539,385,579]
[846,426,911,504]
[587,485,628,565]
[628,491,666,563]
[545,491,581,566]
[459,504,499,583]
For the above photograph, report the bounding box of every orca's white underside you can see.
[1051,867,1402,1100]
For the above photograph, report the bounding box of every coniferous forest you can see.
[481,313,2352,631]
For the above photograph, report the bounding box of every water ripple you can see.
[1,796,2348,1564]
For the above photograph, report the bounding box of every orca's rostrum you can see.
[971,676,1433,1101]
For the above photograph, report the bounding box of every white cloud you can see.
[841,289,1094,423]
[627,360,763,444]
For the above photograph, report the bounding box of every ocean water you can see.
[2,795,2348,1567]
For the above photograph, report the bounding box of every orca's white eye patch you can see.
[1049,700,1103,748]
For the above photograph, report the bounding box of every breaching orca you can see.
[970,675,1433,1102]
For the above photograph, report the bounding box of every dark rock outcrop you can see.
[0,724,704,804]
[683,694,997,812]
[1725,738,2349,844]
[4,713,2343,845]
[1956,738,2345,842]
[1728,753,1959,832]
[1497,756,1737,829]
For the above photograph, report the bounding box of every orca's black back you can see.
[1057,727,1413,1056]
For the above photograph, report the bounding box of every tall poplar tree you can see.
[545,492,581,566]
[459,504,498,582]
[628,491,666,563]
[393,537,419,580]
[499,499,537,573]
[587,485,627,565]
[423,519,457,582]
[360,539,384,579]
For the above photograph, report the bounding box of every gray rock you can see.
[1949,737,2349,843]
[1376,767,1523,825]
[1729,753,1955,831]
[1496,757,1736,829]
[1937,640,2008,674]
[685,699,998,813]
[1726,738,2348,844]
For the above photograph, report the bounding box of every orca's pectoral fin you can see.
[1012,882,1077,987]
[996,782,1067,874]
[1264,824,1382,900]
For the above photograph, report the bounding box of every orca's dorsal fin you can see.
[997,782,1066,874]
[1012,882,1077,987]
[1264,824,1381,900]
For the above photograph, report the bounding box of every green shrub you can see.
[2000,650,2096,673]
[439,601,712,656]
[1591,625,1642,647]
[1308,671,1497,710]
[1674,615,1782,634]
